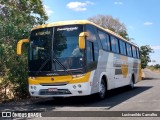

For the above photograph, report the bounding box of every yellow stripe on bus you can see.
[121,56,128,78]
[138,63,142,82]
[28,72,91,85]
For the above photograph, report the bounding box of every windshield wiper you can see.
[35,58,72,76]
[53,58,72,75]
[36,58,50,75]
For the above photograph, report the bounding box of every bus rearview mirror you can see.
[78,32,89,49]
[17,39,29,55]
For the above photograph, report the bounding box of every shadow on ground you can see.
[142,77,160,80]
[35,86,152,108]
[0,85,152,112]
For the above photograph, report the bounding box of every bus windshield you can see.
[29,25,84,75]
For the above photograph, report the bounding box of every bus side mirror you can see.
[17,39,29,55]
[78,32,89,49]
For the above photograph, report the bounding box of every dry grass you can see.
[154,69,160,73]
[147,67,160,74]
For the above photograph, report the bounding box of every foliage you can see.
[88,14,129,40]
[147,64,160,73]
[149,64,160,69]
[140,45,153,69]
[0,0,48,99]
[154,64,160,69]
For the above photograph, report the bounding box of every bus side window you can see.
[98,30,110,51]
[136,48,140,59]
[86,41,94,64]
[86,25,99,62]
[119,40,127,55]
[132,46,137,58]
[126,43,132,57]
[93,40,99,62]
[111,36,119,53]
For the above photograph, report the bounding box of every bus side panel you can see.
[133,59,142,83]
[90,50,115,94]
[125,57,141,86]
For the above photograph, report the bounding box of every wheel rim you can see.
[130,79,134,88]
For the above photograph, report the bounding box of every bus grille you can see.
[40,82,68,86]
[39,89,71,95]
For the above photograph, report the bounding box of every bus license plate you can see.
[48,88,58,92]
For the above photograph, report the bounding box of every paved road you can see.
[1,69,160,119]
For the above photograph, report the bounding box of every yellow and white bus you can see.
[17,20,141,99]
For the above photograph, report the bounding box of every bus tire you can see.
[98,79,107,99]
[129,75,134,89]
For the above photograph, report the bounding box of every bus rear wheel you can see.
[98,79,107,99]
[129,75,134,89]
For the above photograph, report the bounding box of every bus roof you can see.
[32,20,138,47]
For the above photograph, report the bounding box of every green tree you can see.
[88,14,129,40]
[140,45,153,69]
[0,0,48,99]
[154,64,160,69]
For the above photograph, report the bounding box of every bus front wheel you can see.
[98,79,107,99]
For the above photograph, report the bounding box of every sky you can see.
[42,0,160,65]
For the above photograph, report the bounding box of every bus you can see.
[17,20,141,99]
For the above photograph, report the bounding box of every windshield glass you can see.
[29,28,52,72]
[29,25,84,75]
[53,25,84,71]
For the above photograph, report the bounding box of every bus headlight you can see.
[78,84,82,88]
[34,86,37,90]
[30,85,36,90]
[73,85,76,89]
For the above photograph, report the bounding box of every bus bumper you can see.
[29,82,92,97]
